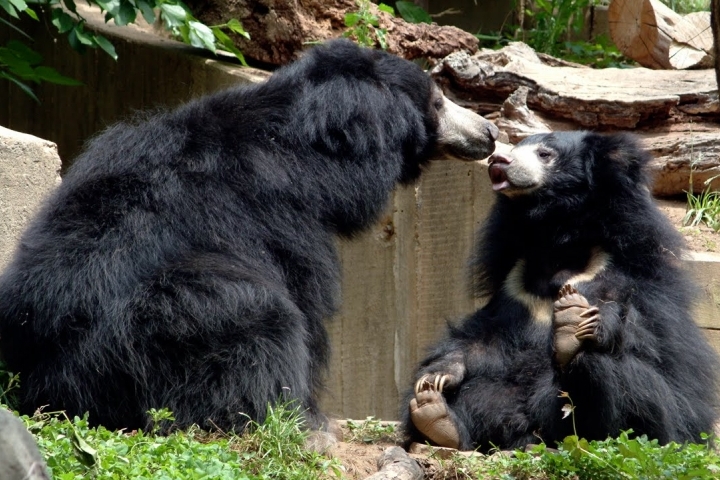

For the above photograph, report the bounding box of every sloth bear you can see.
[0,39,499,432]
[403,131,719,451]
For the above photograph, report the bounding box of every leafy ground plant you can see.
[440,432,720,480]
[684,184,720,232]
[343,0,394,49]
[14,403,341,480]
[684,156,720,231]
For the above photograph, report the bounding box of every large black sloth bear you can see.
[0,39,499,432]
[403,131,719,452]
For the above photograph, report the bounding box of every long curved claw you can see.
[575,325,598,340]
[438,375,448,393]
[415,374,430,394]
[579,307,600,318]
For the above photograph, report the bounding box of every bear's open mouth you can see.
[488,164,511,191]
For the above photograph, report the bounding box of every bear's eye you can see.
[433,97,444,111]
[537,148,554,162]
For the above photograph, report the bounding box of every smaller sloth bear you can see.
[0,39,499,432]
[403,131,719,451]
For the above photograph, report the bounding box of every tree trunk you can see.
[609,0,713,69]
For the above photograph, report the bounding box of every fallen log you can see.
[434,43,717,129]
[184,0,478,65]
[363,446,423,480]
[434,43,720,195]
[608,0,714,69]
[495,86,551,143]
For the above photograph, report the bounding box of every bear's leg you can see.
[552,284,600,368]
[130,259,326,433]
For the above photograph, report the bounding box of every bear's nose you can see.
[488,152,512,165]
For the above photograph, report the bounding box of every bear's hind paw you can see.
[409,388,461,450]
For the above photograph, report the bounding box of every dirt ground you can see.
[656,198,719,253]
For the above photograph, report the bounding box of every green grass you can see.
[8,404,341,480]
[3,395,720,479]
[434,431,720,479]
[344,416,398,444]
[4,357,720,479]
[684,173,720,232]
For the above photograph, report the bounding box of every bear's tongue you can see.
[488,164,510,191]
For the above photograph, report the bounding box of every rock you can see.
[0,127,62,270]
[0,409,50,480]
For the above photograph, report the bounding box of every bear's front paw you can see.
[410,383,460,449]
[553,284,600,368]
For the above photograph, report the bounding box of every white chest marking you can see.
[502,248,611,324]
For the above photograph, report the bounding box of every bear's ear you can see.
[585,132,652,190]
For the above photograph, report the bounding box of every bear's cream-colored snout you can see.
[487,144,547,195]
[435,93,499,162]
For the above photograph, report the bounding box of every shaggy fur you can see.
[0,39,497,432]
[403,131,719,451]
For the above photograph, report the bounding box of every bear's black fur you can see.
[403,131,719,451]
[0,39,498,432]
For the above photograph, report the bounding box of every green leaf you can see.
[376,28,388,50]
[188,21,215,52]
[68,28,87,53]
[177,23,190,43]
[7,40,43,65]
[344,12,360,27]
[73,25,95,46]
[378,3,394,15]
[136,0,156,24]
[63,0,77,14]
[0,70,39,102]
[23,6,37,19]
[212,27,248,65]
[7,0,26,13]
[0,53,34,78]
[33,66,82,85]
[395,1,431,24]
[94,0,118,14]
[51,8,75,34]
[71,428,97,467]
[0,0,20,18]
[159,3,187,28]
[113,0,136,26]
[93,34,118,60]
[226,18,250,39]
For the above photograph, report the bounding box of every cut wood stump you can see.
[609,0,714,69]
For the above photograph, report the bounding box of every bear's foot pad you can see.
[409,385,460,449]
[553,284,600,368]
